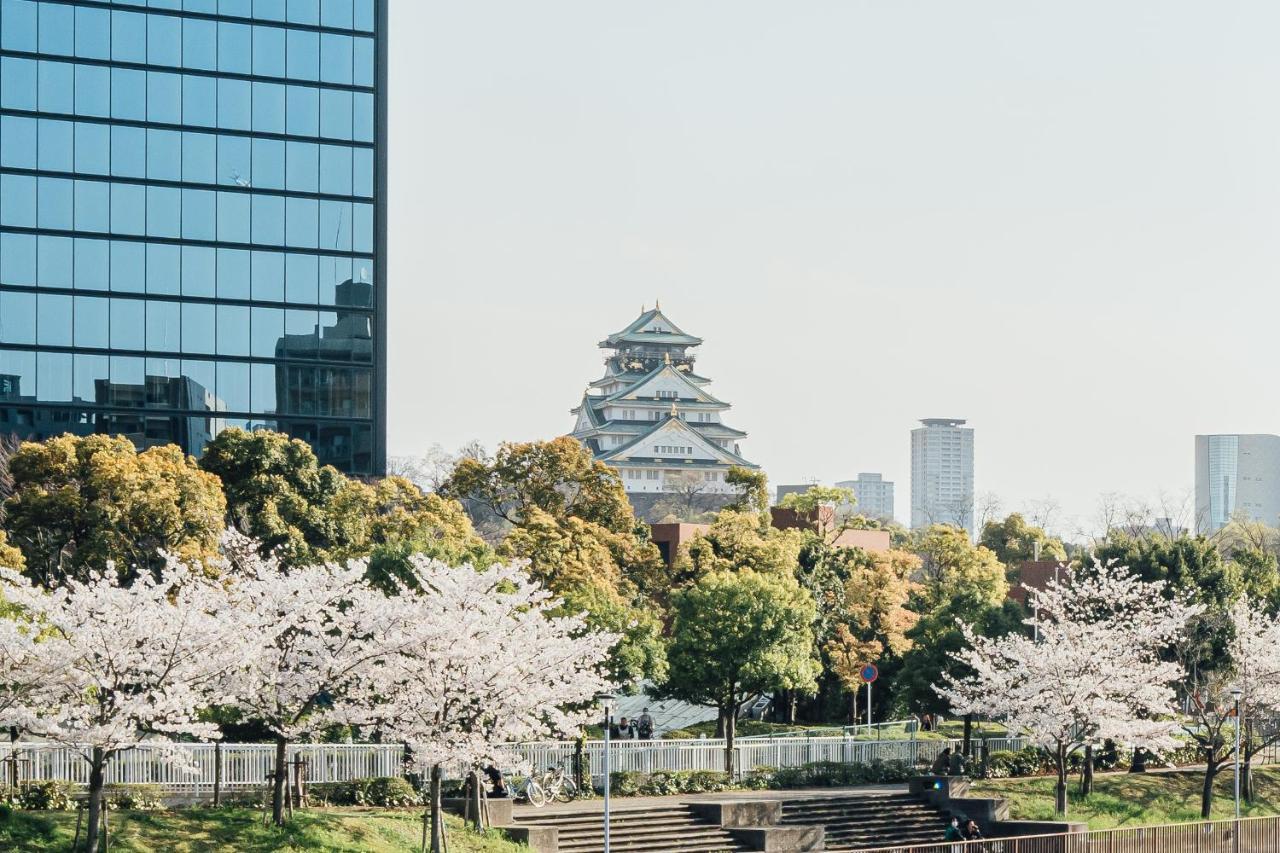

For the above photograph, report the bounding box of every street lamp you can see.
[1232,686,1243,852]
[596,693,616,853]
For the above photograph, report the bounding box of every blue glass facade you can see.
[0,0,386,473]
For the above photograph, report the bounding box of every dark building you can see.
[0,0,387,473]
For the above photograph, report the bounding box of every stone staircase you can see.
[779,792,952,850]
[516,803,753,852]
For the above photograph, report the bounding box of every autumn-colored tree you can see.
[980,512,1067,564]
[913,524,1009,610]
[4,435,224,587]
[440,437,634,534]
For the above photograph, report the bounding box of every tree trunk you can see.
[723,708,736,777]
[84,747,105,853]
[272,735,288,826]
[429,764,444,853]
[1200,758,1219,819]
[466,770,484,830]
[850,689,858,726]
[1081,745,1094,796]
[1243,756,1255,803]
[962,714,973,758]
[714,713,725,738]
[1054,746,1068,816]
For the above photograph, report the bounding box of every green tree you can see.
[979,512,1067,564]
[662,570,820,772]
[724,466,769,514]
[914,525,1009,611]
[778,485,855,514]
[5,435,225,587]
[673,510,805,586]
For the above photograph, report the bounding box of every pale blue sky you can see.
[387,1,1280,535]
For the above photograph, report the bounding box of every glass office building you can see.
[0,0,387,474]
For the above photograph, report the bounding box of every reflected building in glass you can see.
[0,0,386,474]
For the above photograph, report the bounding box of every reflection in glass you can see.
[37,294,73,347]
[111,299,146,350]
[0,350,36,400]
[0,291,36,345]
[111,242,146,294]
[74,296,110,349]
[38,236,73,288]
[182,303,216,355]
[37,352,72,401]
[74,239,110,291]
[147,300,182,352]
[1,233,36,286]
[147,244,182,296]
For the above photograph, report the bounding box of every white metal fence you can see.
[0,735,1033,792]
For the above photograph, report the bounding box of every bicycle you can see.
[538,763,578,803]
[504,770,548,807]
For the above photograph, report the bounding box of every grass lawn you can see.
[972,768,1280,830]
[0,806,528,852]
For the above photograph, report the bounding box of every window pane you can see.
[251,195,285,245]
[73,353,110,404]
[283,308,318,358]
[74,239,110,291]
[1,0,37,51]
[182,189,216,241]
[74,296,110,348]
[353,202,373,253]
[38,2,74,55]
[182,246,216,297]
[218,361,250,412]
[217,192,252,244]
[183,18,217,70]
[38,61,74,114]
[251,362,276,414]
[218,22,252,74]
[0,116,36,169]
[287,0,319,27]
[73,64,109,117]
[111,68,147,121]
[218,78,252,131]
[320,34,352,85]
[182,303,215,354]
[183,76,217,127]
[254,0,286,22]
[182,359,217,408]
[0,233,35,285]
[0,291,36,344]
[285,252,317,303]
[253,25,286,77]
[74,180,110,232]
[1,58,37,111]
[37,178,73,230]
[354,0,374,31]
[37,352,72,402]
[218,135,252,188]
[319,144,352,196]
[353,92,374,142]
[38,119,74,171]
[320,88,352,140]
[110,241,146,293]
[112,126,147,178]
[147,130,183,181]
[148,72,182,124]
[111,298,146,349]
[75,6,112,59]
[353,147,373,197]
[147,244,181,295]
[285,141,318,192]
[286,86,319,136]
[251,250,284,301]
[321,0,353,29]
[75,123,111,175]
[0,350,35,399]
[216,247,250,298]
[183,133,217,183]
[250,305,283,357]
[354,37,375,87]
[112,11,148,63]
[252,81,286,134]
[111,183,147,236]
[319,200,351,252]
[148,14,182,67]
[285,197,318,249]
[251,138,285,189]
[37,236,73,288]
[0,174,36,227]
[319,254,349,304]
[147,187,182,239]
[217,304,250,356]
[147,300,182,351]
[109,355,145,405]
[37,293,73,346]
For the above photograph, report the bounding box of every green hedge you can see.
[609,770,736,797]
[758,759,913,788]
[310,776,420,807]
[0,781,74,811]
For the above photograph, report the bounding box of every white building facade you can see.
[911,418,975,535]
[1194,434,1280,534]
[837,473,895,522]
[569,307,758,509]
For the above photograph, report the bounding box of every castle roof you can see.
[599,307,702,348]
[597,414,757,469]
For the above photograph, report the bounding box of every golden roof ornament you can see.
[663,352,671,365]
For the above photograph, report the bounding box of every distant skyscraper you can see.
[911,418,974,535]
[0,0,387,473]
[837,473,895,522]
[1195,434,1280,534]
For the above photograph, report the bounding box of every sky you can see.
[386,1,1280,537]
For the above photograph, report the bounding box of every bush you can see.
[311,776,420,807]
[107,784,165,811]
[761,759,913,789]
[608,770,735,797]
[11,781,74,811]
[983,748,1053,779]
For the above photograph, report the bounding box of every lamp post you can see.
[1232,686,1243,852]
[597,693,616,853]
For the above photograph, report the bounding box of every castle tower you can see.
[569,306,758,517]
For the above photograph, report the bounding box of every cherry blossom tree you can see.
[220,534,419,827]
[1,560,246,852]
[368,556,616,853]
[939,560,1201,815]
[1227,597,1280,802]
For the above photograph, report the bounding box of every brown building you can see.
[770,506,892,553]
[649,522,711,566]
[1008,560,1068,605]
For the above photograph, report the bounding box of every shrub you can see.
[608,770,734,797]
[983,748,1052,779]
[107,784,166,811]
[312,776,419,807]
[14,781,74,811]
[762,759,912,789]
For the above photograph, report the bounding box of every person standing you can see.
[931,748,952,776]
[637,708,655,740]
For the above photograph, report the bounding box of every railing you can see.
[0,734,1032,791]
[857,814,1280,853]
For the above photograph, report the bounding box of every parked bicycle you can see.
[503,770,548,807]
[536,763,578,803]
